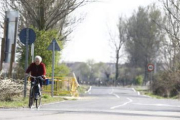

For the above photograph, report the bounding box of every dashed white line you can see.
[132,88,150,98]
[108,88,120,99]
[88,86,92,92]
[132,88,136,92]
[110,98,133,109]
[112,94,120,99]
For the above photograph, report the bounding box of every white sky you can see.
[0,0,158,64]
[61,0,157,63]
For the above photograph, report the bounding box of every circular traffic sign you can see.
[19,28,36,45]
[148,64,154,72]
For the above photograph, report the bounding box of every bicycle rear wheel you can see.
[35,96,41,108]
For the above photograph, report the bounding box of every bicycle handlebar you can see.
[29,75,46,81]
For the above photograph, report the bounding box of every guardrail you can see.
[43,73,79,97]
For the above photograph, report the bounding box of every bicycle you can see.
[28,75,45,109]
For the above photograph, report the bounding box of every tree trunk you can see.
[39,0,45,30]
[144,55,148,85]
[115,50,119,86]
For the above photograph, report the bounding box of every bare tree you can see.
[108,16,127,84]
[0,0,88,40]
[159,0,180,71]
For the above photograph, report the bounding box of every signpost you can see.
[19,28,36,98]
[147,64,154,85]
[31,43,35,62]
[47,39,61,97]
[147,64,154,72]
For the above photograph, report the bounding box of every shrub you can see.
[0,79,24,101]
[135,75,143,85]
[151,71,180,98]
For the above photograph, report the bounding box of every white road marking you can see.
[85,86,92,94]
[108,88,114,94]
[88,86,92,92]
[110,98,133,109]
[132,88,136,92]
[141,95,151,98]
[108,88,120,99]
[112,94,120,99]
[133,103,180,108]
[132,88,151,98]
[42,101,66,106]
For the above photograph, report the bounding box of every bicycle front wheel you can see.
[29,88,34,108]
[36,96,41,108]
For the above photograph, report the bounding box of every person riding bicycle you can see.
[25,56,46,95]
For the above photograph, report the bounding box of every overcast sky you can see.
[61,0,157,63]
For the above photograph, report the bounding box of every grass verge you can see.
[0,94,66,108]
[78,85,89,94]
[0,85,90,108]
[134,86,175,99]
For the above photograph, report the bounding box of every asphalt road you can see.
[1,86,180,120]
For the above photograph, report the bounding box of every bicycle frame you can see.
[29,76,44,108]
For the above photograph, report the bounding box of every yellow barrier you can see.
[43,73,79,97]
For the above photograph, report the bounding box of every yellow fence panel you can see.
[43,73,79,97]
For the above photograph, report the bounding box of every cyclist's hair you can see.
[35,56,42,63]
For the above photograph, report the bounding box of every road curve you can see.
[1,86,180,120]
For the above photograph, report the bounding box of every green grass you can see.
[143,92,165,99]
[77,85,89,94]
[0,85,90,108]
[41,94,64,104]
[0,94,66,108]
[0,86,89,108]
[134,86,179,99]
[134,86,165,99]
[0,98,29,108]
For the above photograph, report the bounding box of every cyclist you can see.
[25,56,46,95]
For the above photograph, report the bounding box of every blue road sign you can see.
[19,28,36,45]
[47,39,61,51]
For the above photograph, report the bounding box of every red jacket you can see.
[26,62,46,76]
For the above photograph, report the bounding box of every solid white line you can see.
[42,101,66,106]
[133,103,180,108]
[110,98,133,109]
[141,95,151,98]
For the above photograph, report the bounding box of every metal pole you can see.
[51,41,55,97]
[31,43,34,62]
[24,28,29,98]
[154,61,157,74]
[150,71,153,86]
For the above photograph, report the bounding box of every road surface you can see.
[1,86,180,120]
